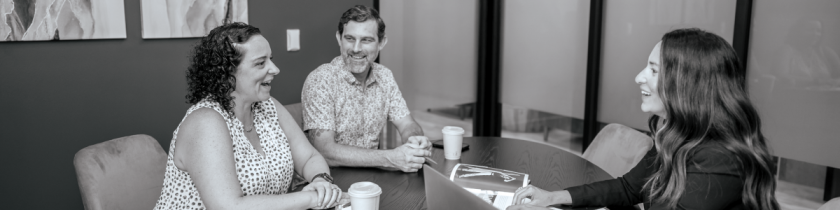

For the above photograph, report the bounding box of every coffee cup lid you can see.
[348,181,382,198]
[442,126,465,135]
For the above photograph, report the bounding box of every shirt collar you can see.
[332,56,379,86]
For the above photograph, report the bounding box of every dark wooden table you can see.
[330,137,614,210]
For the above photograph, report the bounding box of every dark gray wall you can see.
[0,0,370,209]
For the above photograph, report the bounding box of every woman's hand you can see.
[512,185,564,206]
[311,193,351,209]
[506,204,553,210]
[302,179,342,209]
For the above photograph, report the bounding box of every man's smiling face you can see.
[336,19,387,74]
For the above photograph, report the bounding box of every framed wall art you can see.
[141,0,248,39]
[0,0,126,41]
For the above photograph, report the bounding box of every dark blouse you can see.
[566,143,746,210]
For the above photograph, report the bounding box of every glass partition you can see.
[500,0,590,153]
[597,0,736,131]
[748,0,840,169]
[380,0,477,142]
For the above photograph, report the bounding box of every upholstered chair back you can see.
[582,123,653,178]
[74,134,167,210]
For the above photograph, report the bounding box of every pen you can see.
[408,139,436,164]
[424,157,438,165]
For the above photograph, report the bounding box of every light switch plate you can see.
[287,29,300,51]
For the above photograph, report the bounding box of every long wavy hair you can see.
[643,28,779,210]
[185,22,261,114]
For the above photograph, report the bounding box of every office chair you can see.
[74,134,167,210]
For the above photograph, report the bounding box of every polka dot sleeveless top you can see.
[154,99,294,210]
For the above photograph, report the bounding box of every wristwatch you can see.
[311,173,333,184]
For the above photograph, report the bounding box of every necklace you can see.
[243,105,256,132]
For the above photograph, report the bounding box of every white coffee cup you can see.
[348,181,382,210]
[441,126,465,160]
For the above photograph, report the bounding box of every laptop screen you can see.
[424,164,498,209]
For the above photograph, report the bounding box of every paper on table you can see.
[547,207,608,210]
[451,164,530,209]
[492,191,514,209]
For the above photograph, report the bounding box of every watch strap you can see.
[311,172,333,184]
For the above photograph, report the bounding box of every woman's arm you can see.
[512,148,657,208]
[273,98,343,208]
[647,173,741,210]
[563,147,657,207]
[173,108,319,210]
[271,98,331,183]
[511,187,572,206]
[647,146,743,210]
[512,147,657,209]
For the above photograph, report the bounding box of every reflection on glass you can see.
[748,0,840,169]
[777,19,840,90]
[379,0,476,143]
[500,0,589,153]
[598,0,736,130]
[501,104,582,154]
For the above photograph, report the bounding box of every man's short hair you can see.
[338,5,386,42]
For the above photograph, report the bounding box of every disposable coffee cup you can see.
[441,126,465,160]
[348,181,382,210]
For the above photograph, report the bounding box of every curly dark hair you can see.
[185,22,261,114]
[338,5,385,42]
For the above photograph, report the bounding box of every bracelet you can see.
[311,172,333,184]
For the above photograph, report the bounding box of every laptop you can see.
[423,165,603,210]
[424,164,500,210]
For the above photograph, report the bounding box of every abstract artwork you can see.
[141,0,248,39]
[0,0,127,41]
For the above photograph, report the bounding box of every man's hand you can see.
[386,144,431,172]
[406,136,432,151]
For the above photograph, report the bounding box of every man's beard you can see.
[344,55,370,73]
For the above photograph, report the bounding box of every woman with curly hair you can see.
[154,22,345,210]
[509,28,779,210]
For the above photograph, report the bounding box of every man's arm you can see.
[380,67,430,149]
[300,69,415,170]
[307,129,430,172]
[391,115,431,149]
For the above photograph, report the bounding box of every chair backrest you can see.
[74,134,167,210]
[284,102,305,130]
[582,123,653,178]
[819,197,840,210]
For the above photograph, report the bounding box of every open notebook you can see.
[424,164,608,210]
[425,165,590,210]
[448,163,529,208]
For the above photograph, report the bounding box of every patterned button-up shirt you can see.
[302,56,410,149]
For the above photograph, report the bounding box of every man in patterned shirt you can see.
[301,5,432,173]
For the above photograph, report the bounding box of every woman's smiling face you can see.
[635,41,666,118]
[231,34,279,103]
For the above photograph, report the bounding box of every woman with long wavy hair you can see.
[508,28,779,210]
